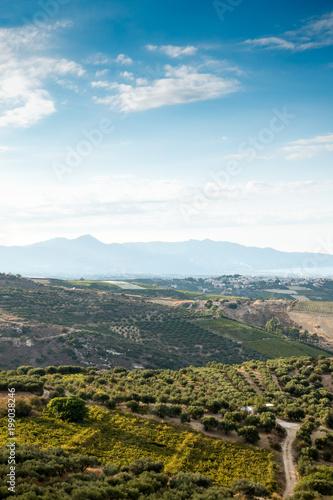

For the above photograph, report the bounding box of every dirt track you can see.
[277,418,300,498]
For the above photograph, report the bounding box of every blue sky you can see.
[0,0,332,253]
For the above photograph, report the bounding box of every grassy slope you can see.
[199,318,330,359]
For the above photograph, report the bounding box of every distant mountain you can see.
[0,235,333,277]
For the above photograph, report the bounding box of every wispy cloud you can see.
[93,64,240,112]
[1,179,331,238]
[245,37,296,50]
[85,53,133,65]
[0,22,84,128]
[115,54,133,64]
[119,71,135,81]
[146,44,198,58]
[283,133,333,159]
[222,153,272,161]
[245,10,333,51]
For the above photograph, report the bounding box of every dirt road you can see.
[277,418,300,498]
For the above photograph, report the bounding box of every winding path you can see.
[276,418,300,498]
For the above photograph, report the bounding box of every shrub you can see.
[232,478,268,499]
[237,425,260,444]
[15,400,32,417]
[126,400,140,413]
[47,396,88,422]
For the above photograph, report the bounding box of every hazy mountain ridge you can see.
[0,235,333,277]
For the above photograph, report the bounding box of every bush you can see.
[28,396,44,408]
[128,457,164,475]
[187,406,205,420]
[170,471,212,489]
[47,396,88,422]
[27,368,46,376]
[126,400,140,412]
[232,478,268,499]
[15,400,32,417]
[16,366,34,375]
[92,392,110,404]
[45,366,58,374]
[237,426,260,444]
[180,411,191,423]
[259,412,276,432]
[201,416,219,431]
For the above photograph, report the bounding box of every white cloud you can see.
[55,79,79,92]
[28,58,85,78]
[94,64,240,112]
[86,53,133,65]
[245,10,333,51]
[245,37,295,50]
[0,90,56,128]
[1,179,331,242]
[119,71,135,80]
[136,77,148,86]
[283,133,333,159]
[95,69,108,77]
[222,153,271,161]
[115,54,133,65]
[0,23,84,128]
[90,81,115,89]
[85,53,111,65]
[0,146,9,152]
[146,44,198,58]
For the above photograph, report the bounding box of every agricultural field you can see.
[294,301,333,314]
[199,318,330,359]
[0,275,330,371]
[0,408,277,489]
[0,355,333,498]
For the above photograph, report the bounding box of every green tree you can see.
[237,425,260,444]
[47,396,88,422]
[232,478,268,499]
[259,412,276,432]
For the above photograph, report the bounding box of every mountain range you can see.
[0,235,333,277]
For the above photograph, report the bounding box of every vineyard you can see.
[199,318,329,359]
[243,338,329,358]
[294,301,333,314]
[0,407,277,490]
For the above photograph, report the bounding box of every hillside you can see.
[1,236,333,276]
[0,356,332,498]
[0,275,329,371]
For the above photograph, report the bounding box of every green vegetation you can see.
[0,355,332,498]
[0,445,272,499]
[199,318,329,360]
[294,301,333,314]
[48,396,88,422]
[0,407,276,490]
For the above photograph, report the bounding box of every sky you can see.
[0,0,332,253]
